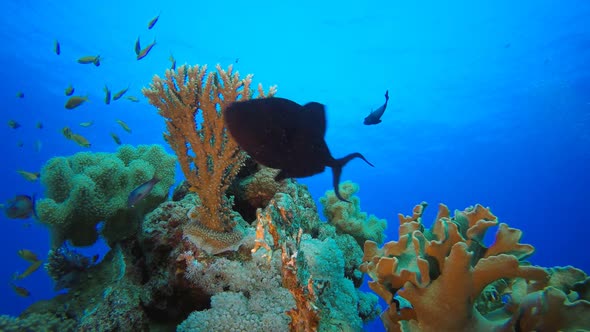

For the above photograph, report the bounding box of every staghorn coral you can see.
[320,181,387,246]
[36,144,176,247]
[143,64,276,254]
[361,202,553,331]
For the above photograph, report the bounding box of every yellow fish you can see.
[104,85,111,104]
[70,133,91,148]
[147,13,160,29]
[17,249,40,263]
[65,96,89,109]
[113,86,129,101]
[137,39,156,60]
[78,55,101,66]
[116,119,132,133]
[62,126,73,139]
[36,121,43,129]
[110,132,122,145]
[79,121,94,127]
[125,96,139,102]
[14,260,42,280]
[16,170,40,182]
[16,91,24,98]
[11,283,30,297]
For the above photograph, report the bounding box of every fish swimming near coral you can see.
[79,121,94,127]
[110,132,122,145]
[65,96,89,109]
[77,55,101,66]
[134,37,141,56]
[224,97,373,202]
[14,260,42,280]
[147,13,160,29]
[116,119,132,133]
[3,194,36,219]
[8,120,20,129]
[137,39,156,60]
[113,86,129,101]
[128,176,160,207]
[11,283,30,297]
[364,90,389,125]
[169,53,176,70]
[104,85,111,104]
[65,84,74,96]
[18,249,40,263]
[16,170,40,182]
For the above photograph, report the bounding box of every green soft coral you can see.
[37,144,176,247]
[320,181,387,246]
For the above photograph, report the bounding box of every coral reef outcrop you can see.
[36,144,176,247]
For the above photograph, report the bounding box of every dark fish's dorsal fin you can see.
[329,153,374,202]
[302,102,327,137]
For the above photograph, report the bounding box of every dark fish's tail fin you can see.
[385,90,389,102]
[330,153,374,202]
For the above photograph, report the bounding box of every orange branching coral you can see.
[143,64,276,253]
[361,203,550,332]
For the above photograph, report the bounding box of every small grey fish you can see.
[363,90,389,125]
[127,176,160,207]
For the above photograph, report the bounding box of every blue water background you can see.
[1,0,588,329]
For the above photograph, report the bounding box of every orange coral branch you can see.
[143,64,276,253]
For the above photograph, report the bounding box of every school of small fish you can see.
[4,12,169,298]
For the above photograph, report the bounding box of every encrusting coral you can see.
[320,180,387,246]
[361,202,590,332]
[143,64,277,254]
[36,144,176,247]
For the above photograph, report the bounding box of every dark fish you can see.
[134,37,141,56]
[54,40,60,55]
[4,194,36,219]
[128,176,160,207]
[224,97,373,202]
[364,90,389,125]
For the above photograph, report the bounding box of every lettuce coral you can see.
[36,144,176,247]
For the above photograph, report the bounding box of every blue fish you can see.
[128,176,160,207]
[364,90,389,125]
[4,194,36,219]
